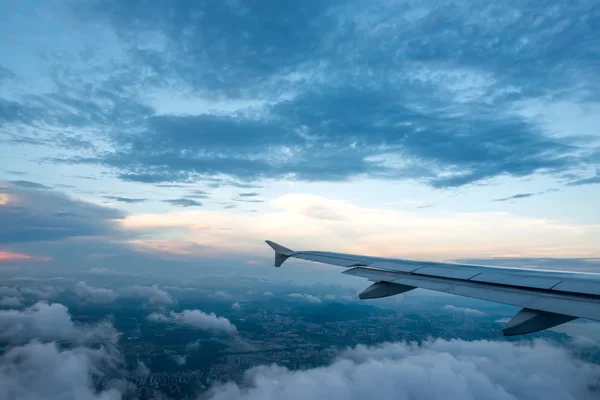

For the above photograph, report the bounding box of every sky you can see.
[1,0,600,284]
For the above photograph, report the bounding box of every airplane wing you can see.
[265,240,600,336]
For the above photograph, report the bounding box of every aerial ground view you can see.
[1,0,600,399]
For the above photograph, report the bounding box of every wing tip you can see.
[265,240,294,267]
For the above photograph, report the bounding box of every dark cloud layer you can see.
[164,198,203,207]
[4,1,600,188]
[0,182,124,244]
[103,196,147,204]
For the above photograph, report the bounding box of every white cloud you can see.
[0,297,22,307]
[443,304,485,316]
[288,293,322,304]
[133,361,151,378]
[324,295,336,300]
[0,301,118,345]
[119,285,174,305]
[148,309,237,335]
[246,290,256,295]
[172,355,187,366]
[187,340,201,351]
[212,290,232,300]
[232,302,241,310]
[75,281,118,304]
[0,340,129,400]
[19,286,62,300]
[262,292,273,296]
[208,339,600,400]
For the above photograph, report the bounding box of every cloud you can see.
[163,286,197,293]
[232,302,241,310]
[164,198,203,207]
[262,292,273,296]
[87,268,135,276]
[23,0,591,189]
[567,171,600,186]
[125,193,600,259]
[148,309,237,335]
[443,304,484,317]
[0,340,129,400]
[119,285,174,305]
[238,192,260,197]
[172,355,187,366]
[74,281,119,304]
[0,287,20,297]
[19,286,62,300]
[0,183,124,244]
[288,293,322,304]
[103,196,147,204]
[212,290,232,300]
[8,180,51,190]
[0,251,33,261]
[208,339,600,400]
[493,193,536,202]
[324,295,336,300]
[0,297,22,307]
[0,301,117,344]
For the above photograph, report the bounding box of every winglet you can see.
[265,240,294,267]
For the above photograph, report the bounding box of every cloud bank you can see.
[75,281,119,304]
[209,339,600,400]
[0,301,117,345]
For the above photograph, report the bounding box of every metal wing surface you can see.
[265,240,600,336]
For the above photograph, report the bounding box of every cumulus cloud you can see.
[172,355,187,366]
[209,339,600,400]
[119,284,174,305]
[212,290,232,300]
[148,309,237,335]
[0,340,129,400]
[443,305,485,317]
[0,301,117,345]
[0,300,135,398]
[19,285,62,300]
[288,293,322,304]
[0,287,20,297]
[74,281,118,304]
[0,297,22,307]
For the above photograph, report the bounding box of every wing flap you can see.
[551,280,600,297]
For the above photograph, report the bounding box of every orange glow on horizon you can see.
[0,251,31,261]
[0,251,50,262]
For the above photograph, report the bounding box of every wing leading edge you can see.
[265,240,600,336]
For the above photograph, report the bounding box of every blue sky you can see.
[1,0,599,282]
